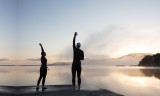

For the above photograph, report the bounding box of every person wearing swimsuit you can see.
[72,32,84,91]
[36,43,47,91]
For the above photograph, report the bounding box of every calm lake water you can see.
[0,65,160,96]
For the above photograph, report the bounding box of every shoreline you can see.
[0,85,124,96]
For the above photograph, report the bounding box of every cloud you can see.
[59,25,131,59]
[82,25,160,58]
[58,25,160,60]
[26,58,40,61]
[58,47,73,61]
[0,58,9,61]
[82,25,133,57]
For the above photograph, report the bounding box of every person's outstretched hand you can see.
[39,43,42,46]
[74,32,78,36]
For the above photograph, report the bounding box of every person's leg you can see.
[72,65,76,90]
[42,69,47,88]
[36,70,43,90]
[77,66,82,90]
[37,76,42,87]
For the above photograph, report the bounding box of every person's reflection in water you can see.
[36,43,48,91]
[72,32,84,91]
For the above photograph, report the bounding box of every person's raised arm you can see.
[73,32,77,49]
[39,43,44,53]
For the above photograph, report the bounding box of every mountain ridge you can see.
[118,53,152,59]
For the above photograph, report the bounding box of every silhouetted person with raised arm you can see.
[72,32,84,91]
[36,43,47,91]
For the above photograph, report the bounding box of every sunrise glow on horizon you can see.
[0,0,160,64]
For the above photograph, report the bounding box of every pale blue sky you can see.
[0,0,16,60]
[0,0,160,63]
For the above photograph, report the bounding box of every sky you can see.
[0,0,160,64]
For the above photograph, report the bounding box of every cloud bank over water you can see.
[26,58,40,61]
[0,58,9,61]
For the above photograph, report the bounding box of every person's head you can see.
[41,52,46,57]
[76,42,81,49]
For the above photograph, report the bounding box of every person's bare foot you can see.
[42,86,47,91]
[42,86,47,89]
[72,86,75,91]
[36,86,39,91]
[78,86,80,91]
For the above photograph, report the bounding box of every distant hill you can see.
[82,53,152,66]
[59,53,150,66]
[114,53,152,66]
[118,53,152,59]
[17,53,152,66]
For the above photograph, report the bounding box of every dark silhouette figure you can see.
[72,32,84,91]
[36,43,47,91]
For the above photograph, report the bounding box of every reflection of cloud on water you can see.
[0,70,9,73]
[0,67,15,73]
[1,66,160,96]
[24,70,39,73]
[83,72,160,96]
